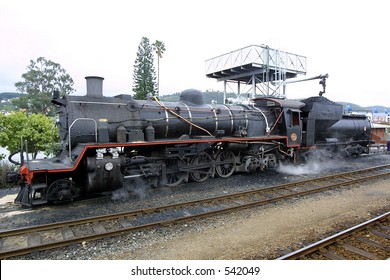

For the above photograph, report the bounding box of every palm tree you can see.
[152,40,166,98]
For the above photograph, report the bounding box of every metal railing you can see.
[205,44,307,75]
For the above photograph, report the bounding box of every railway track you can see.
[277,211,390,260]
[1,163,390,259]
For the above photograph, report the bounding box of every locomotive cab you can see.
[253,97,304,147]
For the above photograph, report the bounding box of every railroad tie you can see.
[372,230,390,240]
[91,223,107,234]
[380,225,390,231]
[356,237,390,252]
[342,244,380,260]
[61,228,75,240]
[118,218,133,228]
[27,233,42,247]
[320,250,346,260]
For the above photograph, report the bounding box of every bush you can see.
[0,112,58,159]
[0,161,18,189]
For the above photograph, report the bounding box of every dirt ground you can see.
[1,156,390,260]
[109,179,390,259]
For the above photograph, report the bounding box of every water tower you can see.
[205,44,307,103]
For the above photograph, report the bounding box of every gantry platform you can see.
[205,45,307,101]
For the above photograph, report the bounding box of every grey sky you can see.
[1,0,389,106]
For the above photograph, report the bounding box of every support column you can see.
[252,74,256,99]
[223,80,227,104]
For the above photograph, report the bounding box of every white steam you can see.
[276,156,346,176]
[276,161,323,175]
[111,177,148,202]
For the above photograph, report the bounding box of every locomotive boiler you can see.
[14,76,372,207]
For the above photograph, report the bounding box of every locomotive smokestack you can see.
[85,76,104,97]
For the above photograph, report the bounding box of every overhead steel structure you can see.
[205,45,307,103]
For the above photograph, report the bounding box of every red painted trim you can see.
[27,135,293,175]
[20,165,33,184]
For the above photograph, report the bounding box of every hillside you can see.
[0,92,21,100]
[2,91,389,114]
[337,101,389,113]
[0,92,22,111]
[161,91,236,104]
[363,105,390,113]
[161,91,390,113]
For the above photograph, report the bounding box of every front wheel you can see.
[47,179,75,203]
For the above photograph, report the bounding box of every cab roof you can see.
[253,97,305,109]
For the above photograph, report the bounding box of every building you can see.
[371,123,390,144]
[371,112,390,123]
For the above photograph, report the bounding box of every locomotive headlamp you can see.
[290,133,298,141]
[105,162,114,171]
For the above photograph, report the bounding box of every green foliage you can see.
[0,103,17,112]
[0,112,58,159]
[132,37,157,100]
[0,92,21,111]
[160,90,235,104]
[13,57,74,117]
[152,40,166,59]
[160,92,181,102]
[152,40,166,97]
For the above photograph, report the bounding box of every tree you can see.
[13,57,75,117]
[0,112,58,160]
[132,37,157,100]
[152,40,166,98]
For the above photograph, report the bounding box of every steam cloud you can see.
[276,151,346,176]
[276,161,323,175]
[111,177,149,202]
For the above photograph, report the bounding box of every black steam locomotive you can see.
[14,76,372,207]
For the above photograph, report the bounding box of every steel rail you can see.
[2,163,389,239]
[1,164,390,259]
[277,211,390,260]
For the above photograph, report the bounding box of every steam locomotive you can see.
[14,76,372,207]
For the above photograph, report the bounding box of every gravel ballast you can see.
[1,154,389,259]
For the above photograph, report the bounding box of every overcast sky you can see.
[1,0,389,107]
